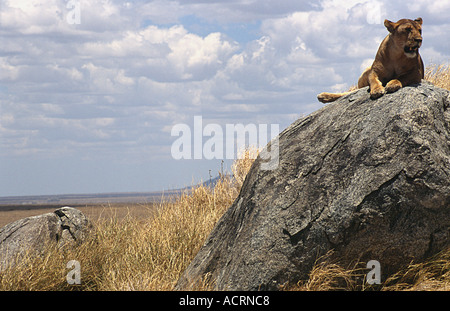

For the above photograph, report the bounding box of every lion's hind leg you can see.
[357,67,371,88]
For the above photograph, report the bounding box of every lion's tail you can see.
[317,91,352,103]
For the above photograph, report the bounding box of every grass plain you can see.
[0,203,157,229]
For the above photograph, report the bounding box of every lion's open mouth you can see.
[404,46,420,54]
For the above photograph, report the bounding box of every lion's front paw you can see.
[370,86,385,100]
[385,80,402,93]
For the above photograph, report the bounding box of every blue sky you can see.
[0,0,449,196]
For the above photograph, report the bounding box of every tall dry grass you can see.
[425,63,450,90]
[382,249,450,291]
[0,149,256,291]
[283,248,450,291]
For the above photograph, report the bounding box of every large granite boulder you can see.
[176,82,450,290]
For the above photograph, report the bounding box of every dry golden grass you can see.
[281,248,450,291]
[0,148,256,291]
[425,63,450,90]
[382,248,450,291]
[281,251,365,291]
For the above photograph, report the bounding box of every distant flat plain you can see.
[0,191,181,228]
[0,203,160,228]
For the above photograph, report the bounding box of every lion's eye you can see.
[405,27,412,32]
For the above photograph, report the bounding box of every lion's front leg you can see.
[385,79,402,93]
[368,70,385,99]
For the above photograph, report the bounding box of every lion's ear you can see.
[384,19,396,33]
[414,17,423,25]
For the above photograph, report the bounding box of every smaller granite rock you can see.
[0,207,91,271]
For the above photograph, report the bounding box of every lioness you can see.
[317,18,424,103]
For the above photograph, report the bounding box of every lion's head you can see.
[384,17,423,58]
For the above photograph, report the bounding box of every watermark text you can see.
[171,116,279,170]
